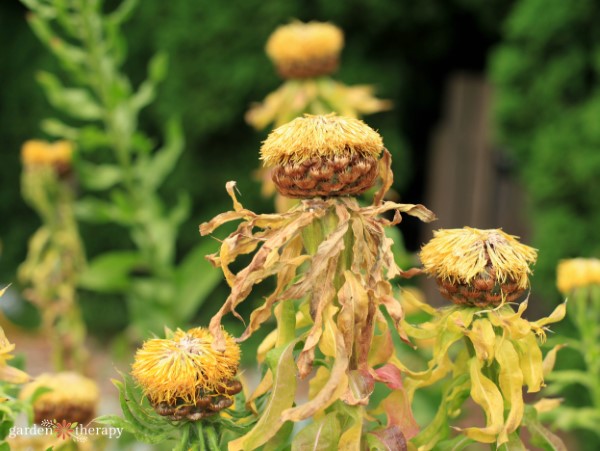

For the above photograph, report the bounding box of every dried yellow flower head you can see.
[261,114,383,198]
[420,227,538,307]
[556,258,600,294]
[131,327,241,421]
[21,140,73,175]
[20,372,99,424]
[266,21,344,79]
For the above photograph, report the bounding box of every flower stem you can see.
[204,424,221,451]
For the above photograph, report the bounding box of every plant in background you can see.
[19,140,89,372]
[404,228,567,449]
[201,114,435,449]
[246,20,391,130]
[22,0,221,338]
[246,21,393,213]
[490,0,600,298]
[98,327,249,450]
[539,258,600,436]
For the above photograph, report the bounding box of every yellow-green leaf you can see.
[229,338,300,451]
[467,318,496,364]
[514,333,544,393]
[495,338,524,444]
[542,344,566,377]
[463,357,504,442]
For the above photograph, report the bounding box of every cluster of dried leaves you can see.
[246,78,392,131]
[200,153,435,449]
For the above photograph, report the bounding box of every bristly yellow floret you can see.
[266,21,344,64]
[260,113,383,167]
[556,258,600,294]
[20,372,99,408]
[420,227,538,290]
[21,140,73,167]
[131,327,240,406]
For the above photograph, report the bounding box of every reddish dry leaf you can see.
[369,425,408,451]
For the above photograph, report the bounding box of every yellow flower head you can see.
[266,21,344,79]
[21,140,73,173]
[556,258,600,294]
[420,228,538,306]
[131,327,241,407]
[20,372,99,424]
[260,114,383,198]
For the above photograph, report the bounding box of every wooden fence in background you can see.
[420,73,531,304]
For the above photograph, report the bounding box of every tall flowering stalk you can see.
[404,228,567,449]
[201,114,435,449]
[18,140,89,372]
[247,21,392,212]
[22,0,219,338]
[539,259,600,436]
[246,21,391,130]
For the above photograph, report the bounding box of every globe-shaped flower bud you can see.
[420,228,538,307]
[260,114,383,198]
[266,21,343,79]
[556,258,600,295]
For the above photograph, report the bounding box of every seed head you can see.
[20,372,99,424]
[420,228,538,306]
[556,258,600,295]
[266,21,343,79]
[261,114,383,198]
[131,327,241,415]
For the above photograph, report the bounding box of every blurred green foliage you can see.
[490,0,600,299]
[1,0,511,338]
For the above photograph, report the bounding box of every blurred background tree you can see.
[490,0,600,299]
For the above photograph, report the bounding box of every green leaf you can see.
[174,240,222,323]
[140,119,184,190]
[76,196,133,224]
[228,338,301,451]
[107,0,138,25]
[432,435,476,451]
[41,118,79,140]
[78,163,122,191]
[523,406,567,451]
[292,412,341,451]
[79,251,142,293]
[37,72,103,120]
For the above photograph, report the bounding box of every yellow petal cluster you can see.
[266,21,343,66]
[131,327,240,406]
[260,114,383,166]
[21,140,73,168]
[556,258,600,294]
[420,227,537,290]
